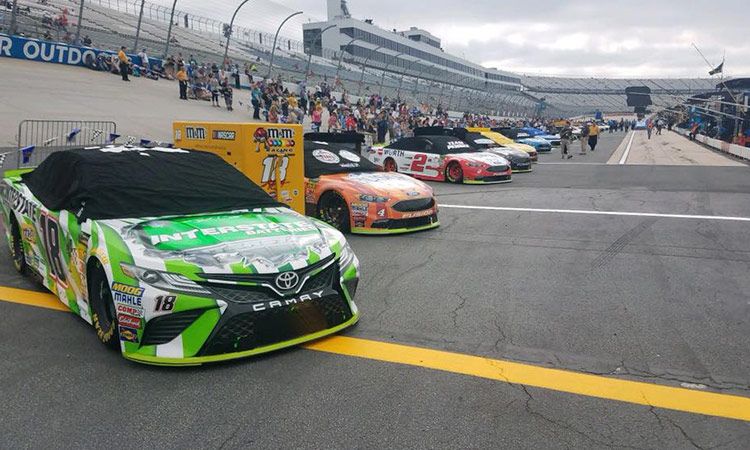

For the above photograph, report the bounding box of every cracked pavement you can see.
[1,134,749,448]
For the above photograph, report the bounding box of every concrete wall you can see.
[674,128,750,161]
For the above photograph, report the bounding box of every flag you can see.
[126,136,137,145]
[106,133,120,144]
[66,127,82,142]
[43,137,58,146]
[140,139,152,146]
[91,129,103,141]
[21,145,35,164]
[0,152,8,167]
[709,62,723,76]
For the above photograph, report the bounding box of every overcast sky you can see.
[157,0,749,78]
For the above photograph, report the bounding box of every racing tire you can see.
[317,191,351,233]
[88,259,120,351]
[445,162,464,183]
[9,217,30,276]
[383,158,397,172]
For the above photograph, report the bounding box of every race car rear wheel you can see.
[318,192,351,233]
[383,158,397,172]
[446,162,464,183]
[88,259,120,350]
[9,217,29,275]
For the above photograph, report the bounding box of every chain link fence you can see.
[4,0,540,117]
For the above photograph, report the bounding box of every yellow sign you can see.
[172,122,304,214]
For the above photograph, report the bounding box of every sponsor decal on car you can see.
[350,202,368,216]
[312,149,340,164]
[147,221,318,245]
[401,210,434,219]
[339,150,361,163]
[447,141,471,150]
[185,127,206,140]
[111,282,144,308]
[117,314,141,329]
[119,325,139,343]
[116,303,143,317]
[212,130,236,140]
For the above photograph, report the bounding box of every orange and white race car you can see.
[304,133,439,234]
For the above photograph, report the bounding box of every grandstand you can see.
[1,0,725,118]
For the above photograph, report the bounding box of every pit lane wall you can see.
[0,33,156,68]
[674,128,750,161]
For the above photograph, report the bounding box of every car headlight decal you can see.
[121,263,211,296]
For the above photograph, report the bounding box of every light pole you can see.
[266,11,303,79]
[223,0,255,65]
[304,24,336,82]
[74,0,85,42]
[378,52,404,97]
[133,0,146,51]
[357,45,383,96]
[335,37,359,81]
[163,0,179,58]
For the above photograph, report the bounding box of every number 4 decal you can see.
[40,214,67,286]
[410,154,428,172]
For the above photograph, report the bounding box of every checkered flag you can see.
[91,129,103,142]
[43,137,58,147]
[126,136,137,145]
[0,152,8,168]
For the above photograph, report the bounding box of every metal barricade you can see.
[16,120,118,167]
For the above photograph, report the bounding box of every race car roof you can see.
[21,146,282,221]
[303,137,379,178]
[460,131,502,150]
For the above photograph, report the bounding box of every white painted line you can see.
[619,132,636,165]
[439,204,750,222]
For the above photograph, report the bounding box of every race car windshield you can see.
[420,136,479,155]
[304,141,380,178]
[21,147,282,221]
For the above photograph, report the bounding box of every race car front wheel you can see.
[446,162,464,183]
[88,260,120,350]
[383,158,397,172]
[9,217,29,275]
[318,192,351,233]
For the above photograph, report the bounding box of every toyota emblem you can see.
[275,271,299,291]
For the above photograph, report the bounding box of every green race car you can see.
[1,146,360,366]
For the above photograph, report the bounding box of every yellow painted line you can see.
[304,337,750,422]
[2,287,749,421]
[0,286,69,311]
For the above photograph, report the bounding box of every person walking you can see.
[117,46,130,81]
[559,124,574,159]
[579,121,589,155]
[647,119,654,140]
[176,64,188,100]
[588,121,600,152]
[209,75,221,107]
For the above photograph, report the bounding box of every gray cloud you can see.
[156,0,749,78]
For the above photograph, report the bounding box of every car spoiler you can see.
[304,132,365,144]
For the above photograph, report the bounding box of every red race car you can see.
[365,127,512,184]
[304,133,439,234]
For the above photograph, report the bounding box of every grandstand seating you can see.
[3,0,719,118]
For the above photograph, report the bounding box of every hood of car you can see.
[107,208,342,275]
[488,148,530,161]
[453,152,510,166]
[323,171,433,199]
[518,137,551,147]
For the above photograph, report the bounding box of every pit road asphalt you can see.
[1,133,749,449]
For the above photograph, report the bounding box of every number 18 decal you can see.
[261,156,289,183]
[40,214,67,286]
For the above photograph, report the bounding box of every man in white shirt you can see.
[138,48,149,69]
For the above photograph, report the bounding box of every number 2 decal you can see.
[40,214,67,286]
[410,154,428,172]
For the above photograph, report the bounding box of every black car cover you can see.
[303,133,380,178]
[21,147,282,221]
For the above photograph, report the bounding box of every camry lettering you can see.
[251,291,324,311]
